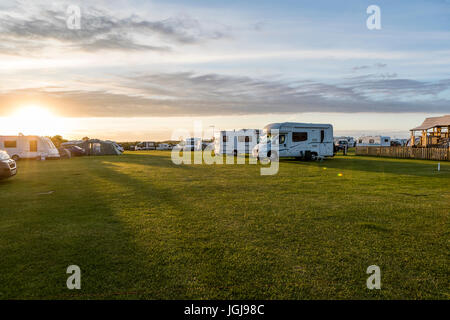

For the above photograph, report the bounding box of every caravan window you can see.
[279,135,286,144]
[292,132,308,142]
[4,141,16,148]
[30,140,38,152]
[321,130,325,143]
[369,139,375,144]
[238,136,252,143]
[384,139,389,143]
[222,135,228,142]
[358,139,362,143]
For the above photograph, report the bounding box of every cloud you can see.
[352,63,388,72]
[0,3,228,55]
[1,73,449,117]
[374,63,387,68]
[352,65,370,71]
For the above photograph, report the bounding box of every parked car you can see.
[334,139,349,152]
[66,145,85,156]
[156,143,173,150]
[0,150,17,179]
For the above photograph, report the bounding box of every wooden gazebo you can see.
[410,115,450,147]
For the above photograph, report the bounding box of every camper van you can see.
[0,135,60,160]
[215,129,261,155]
[135,141,156,150]
[356,136,391,147]
[252,122,334,161]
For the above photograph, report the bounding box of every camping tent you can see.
[62,139,123,156]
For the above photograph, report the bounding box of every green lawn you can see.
[0,151,448,299]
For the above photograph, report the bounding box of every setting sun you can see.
[1,105,64,136]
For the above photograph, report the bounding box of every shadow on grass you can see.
[283,156,449,178]
[99,152,264,171]
[0,178,15,186]
[83,162,293,299]
[0,167,149,299]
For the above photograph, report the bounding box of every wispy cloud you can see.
[0,3,228,55]
[1,72,449,117]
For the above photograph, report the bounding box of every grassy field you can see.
[0,151,448,299]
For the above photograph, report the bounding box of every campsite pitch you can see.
[0,151,448,299]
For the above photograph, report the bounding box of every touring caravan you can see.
[215,129,261,155]
[0,135,60,160]
[356,136,391,147]
[252,122,334,161]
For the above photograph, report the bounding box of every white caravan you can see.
[356,136,391,147]
[0,135,60,160]
[215,129,261,155]
[252,122,334,161]
[135,141,156,150]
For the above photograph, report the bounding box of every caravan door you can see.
[318,129,329,156]
[288,130,309,156]
[277,134,288,156]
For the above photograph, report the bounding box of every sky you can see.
[0,0,449,140]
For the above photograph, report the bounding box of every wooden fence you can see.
[355,146,450,161]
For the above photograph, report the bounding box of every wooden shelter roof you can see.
[410,115,450,131]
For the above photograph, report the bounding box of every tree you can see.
[50,135,68,148]
[82,136,90,141]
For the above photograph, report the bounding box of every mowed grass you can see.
[0,151,448,300]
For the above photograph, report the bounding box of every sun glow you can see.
[1,105,65,136]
